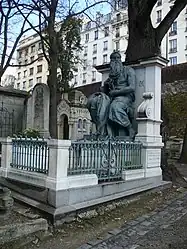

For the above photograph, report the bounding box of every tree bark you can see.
[126,0,187,63]
[179,124,187,164]
[126,0,160,63]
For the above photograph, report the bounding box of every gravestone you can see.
[26,83,50,138]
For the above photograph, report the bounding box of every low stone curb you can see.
[0,218,48,245]
[76,192,187,249]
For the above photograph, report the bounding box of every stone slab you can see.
[0,218,48,245]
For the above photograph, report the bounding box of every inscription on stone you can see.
[34,86,44,130]
[147,150,160,167]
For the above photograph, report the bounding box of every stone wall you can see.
[0,87,28,135]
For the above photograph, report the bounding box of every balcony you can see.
[169,30,177,36]
[169,47,177,53]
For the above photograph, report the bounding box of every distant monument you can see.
[87,51,136,140]
[26,83,50,138]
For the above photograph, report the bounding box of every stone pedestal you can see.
[134,57,168,178]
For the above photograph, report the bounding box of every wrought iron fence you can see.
[68,138,143,182]
[10,137,49,174]
[0,102,15,137]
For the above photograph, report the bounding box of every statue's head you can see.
[109,51,123,79]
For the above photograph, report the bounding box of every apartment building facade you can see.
[15,33,48,91]
[14,0,187,90]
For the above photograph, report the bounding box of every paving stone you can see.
[127,245,140,249]
[77,244,92,249]
[108,228,121,235]
[136,230,148,236]
[88,239,103,246]
[141,221,152,227]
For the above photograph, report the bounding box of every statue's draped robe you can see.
[106,66,135,128]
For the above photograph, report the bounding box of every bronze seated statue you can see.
[87,51,136,140]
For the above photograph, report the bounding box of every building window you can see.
[25,48,28,56]
[25,59,28,64]
[169,56,177,65]
[116,41,120,51]
[83,59,87,70]
[116,27,120,38]
[85,33,89,42]
[103,54,107,64]
[104,27,109,37]
[18,62,21,69]
[18,51,22,58]
[157,10,162,23]
[169,21,177,36]
[157,0,162,6]
[92,57,97,66]
[38,42,42,50]
[94,30,98,40]
[38,55,43,61]
[83,119,87,130]
[23,81,26,90]
[78,119,82,129]
[23,70,27,78]
[103,41,108,51]
[93,44,97,54]
[85,21,91,30]
[31,45,35,53]
[30,68,34,75]
[169,39,177,53]
[74,75,78,84]
[83,73,86,83]
[18,72,21,79]
[37,77,42,83]
[116,13,121,22]
[84,46,88,56]
[37,65,42,73]
[17,83,20,89]
[31,56,34,62]
[29,79,33,87]
[92,71,96,81]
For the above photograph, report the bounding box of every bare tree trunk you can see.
[179,124,187,164]
[126,0,187,63]
[48,61,58,139]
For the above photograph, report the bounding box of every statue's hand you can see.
[109,90,119,97]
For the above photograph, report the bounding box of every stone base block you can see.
[122,169,145,181]
[46,174,98,190]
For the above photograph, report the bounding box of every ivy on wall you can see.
[164,92,187,137]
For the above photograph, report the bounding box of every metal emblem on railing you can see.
[68,137,143,182]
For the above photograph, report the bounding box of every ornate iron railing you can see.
[68,138,143,182]
[10,137,49,174]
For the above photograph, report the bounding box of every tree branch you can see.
[157,0,187,41]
